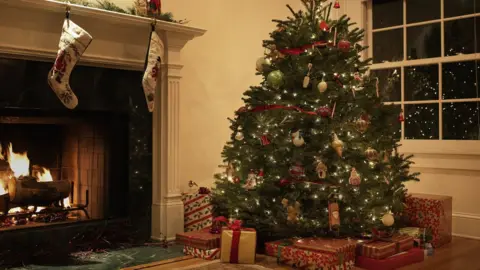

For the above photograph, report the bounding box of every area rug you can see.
[176,260,271,270]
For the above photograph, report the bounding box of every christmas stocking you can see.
[48,19,92,109]
[142,28,163,112]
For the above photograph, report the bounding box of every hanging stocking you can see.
[142,24,164,112]
[48,18,92,109]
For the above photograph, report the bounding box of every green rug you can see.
[11,245,184,270]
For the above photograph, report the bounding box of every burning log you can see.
[7,176,71,206]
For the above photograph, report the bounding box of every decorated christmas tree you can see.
[211,0,419,243]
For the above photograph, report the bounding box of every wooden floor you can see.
[124,237,480,270]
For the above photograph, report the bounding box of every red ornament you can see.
[233,176,240,184]
[334,0,340,9]
[317,106,332,118]
[398,111,405,122]
[279,179,291,187]
[338,40,351,52]
[261,135,271,145]
[258,169,264,177]
[289,163,305,178]
[148,0,161,12]
[319,21,329,31]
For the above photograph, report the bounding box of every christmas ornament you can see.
[291,130,305,147]
[279,179,290,187]
[289,163,305,178]
[266,44,285,61]
[232,176,240,184]
[267,70,285,89]
[334,0,340,9]
[381,212,395,227]
[316,160,327,179]
[384,176,390,185]
[48,18,93,109]
[355,118,369,133]
[235,127,244,141]
[255,57,271,72]
[348,168,361,186]
[303,63,313,88]
[261,134,271,145]
[317,106,332,117]
[365,147,379,161]
[148,0,161,13]
[317,80,328,93]
[399,110,405,122]
[257,169,264,184]
[142,25,163,112]
[236,106,249,114]
[226,162,236,181]
[338,40,351,53]
[331,102,337,119]
[282,198,301,223]
[329,202,340,230]
[243,170,257,190]
[331,133,344,157]
[319,21,329,31]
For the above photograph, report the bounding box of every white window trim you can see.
[363,0,480,154]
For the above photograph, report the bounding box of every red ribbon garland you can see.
[250,104,317,116]
[278,41,328,55]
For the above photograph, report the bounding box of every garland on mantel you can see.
[56,0,188,24]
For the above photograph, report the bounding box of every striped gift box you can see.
[176,228,220,250]
[183,246,220,260]
[356,235,414,260]
[182,193,213,232]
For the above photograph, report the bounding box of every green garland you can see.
[57,0,188,24]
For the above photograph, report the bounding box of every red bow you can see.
[229,220,243,231]
[214,216,228,223]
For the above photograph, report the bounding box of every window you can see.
[367,0,480,140]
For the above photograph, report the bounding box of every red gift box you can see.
[356,248,424,270]
[182,193,213,232]
[404,193,452,248]
[356,235,414,259]
[265,238,356,270]
[175,228,220,250]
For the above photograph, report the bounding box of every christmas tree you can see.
[211,0,419,243]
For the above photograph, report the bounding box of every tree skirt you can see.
[176,260,271,270]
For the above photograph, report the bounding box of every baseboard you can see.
[453,212,480,239]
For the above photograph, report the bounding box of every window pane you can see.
[443,102,480,140]
[407,24,441,60]
[373,29,404,63]
[393,105,402,139]
[405,65,439,101]
[444,0,476,18]
[445,18,475,56]
[371,68,401,102]
[404,104,439,139]
[406,0,440,24]
[442,61,478,100]
[373,0,403,29]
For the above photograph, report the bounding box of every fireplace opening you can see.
[0,111,129,230]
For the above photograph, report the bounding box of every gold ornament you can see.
[256,57,271,72]
[317,81,328,93]
[348,168,361,186]
[331,133,344,157]
[355,118,369,133]
[365,147,378,161]
[303,63,313,88]
[381,212,395,227]
[282,198,301,223]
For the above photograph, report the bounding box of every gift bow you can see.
[229,220,243,231]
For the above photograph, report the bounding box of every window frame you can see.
[364,0,480,144]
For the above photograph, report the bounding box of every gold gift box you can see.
[220,228,257,264]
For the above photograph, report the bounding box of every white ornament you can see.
[235,127,244,141]
[256,57,271,72]
[316,160,327,179]
[291,130,305,147]
[303,63,313,88]
[318,81,328,93]
[243,170,257,190]
[381,212,395,227]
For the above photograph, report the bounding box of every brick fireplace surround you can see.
[0,0,205,240]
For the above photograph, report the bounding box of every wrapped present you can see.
[356,234,413,259]
[182,191,213,232]
[399,227,433,247]
[176,228,220,250]
[404,193,452,247]
[265,238,356,270]
[356,248,424,270]
[220,220,257,264]
[183,246,220,260]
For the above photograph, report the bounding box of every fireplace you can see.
[0,111,128,229]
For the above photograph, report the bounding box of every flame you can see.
[35,168,53,182]
[6,143,30,178]
[8,207,24,214]
[0,179,7,196]
[63,197,71,208]
[36,207,45,213]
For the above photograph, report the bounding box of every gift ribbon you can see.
[278,41,328,55]
[216,218,255,263]
[276,240,293,264]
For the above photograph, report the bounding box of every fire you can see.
[6,143,30,178]
[35,168,53,182]
[63,197,71,208]
[0,179,7,196]
[8,207,24,214]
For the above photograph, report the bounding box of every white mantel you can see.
[0,0,206,241]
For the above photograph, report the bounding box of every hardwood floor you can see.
[124,237,480,270]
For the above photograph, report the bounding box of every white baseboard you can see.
[453,212,480,239]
